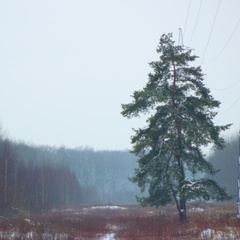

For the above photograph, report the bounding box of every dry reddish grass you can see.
[0,202,240,239]
[116,202,240,239]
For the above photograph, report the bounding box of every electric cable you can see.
[207,78,240,91]
[203,16,240,64]
[183,0,191,38]
[217,95,240,116]
[202,0,209,15]
[200,0,221,65]
[188,0,203,46]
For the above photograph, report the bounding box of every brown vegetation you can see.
[0,202,240,239]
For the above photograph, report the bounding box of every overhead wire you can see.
[207,78,240,91]
[183,0,191,38]
[202,0,209,15]
[200,0,222,65]
[188,0,203,46]
[180,0,240,117]
[218,95,240,116]
[203,16,240,64]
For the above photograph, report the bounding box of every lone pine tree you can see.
[121,33,231,222]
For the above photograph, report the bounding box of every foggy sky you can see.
[0,0,239,151]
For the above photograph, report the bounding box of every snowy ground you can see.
[86,205,127,210]
[99,233,116,240]
[1,228,239,240]
[200,228,236,240]
[0,203,239,239]
[189,207,204,212]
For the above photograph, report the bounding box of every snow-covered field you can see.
[86,205,127,210]
[200,228,236,240]
[99,232,116,240]
[0,203,239,239]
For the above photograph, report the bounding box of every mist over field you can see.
[0,132,238,211]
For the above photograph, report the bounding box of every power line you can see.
[188,0,203,46]
[200,0,221,65]
[203,16,240,64]
[218,95,240,116]
[237,126,240,218]
[202,0,209,15]
[208,78,240,91]
[183,0,191,38]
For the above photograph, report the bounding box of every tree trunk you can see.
[178,158,187,222]
[4,155,8,209]
[179,197,187,223]
[41,166,45,210]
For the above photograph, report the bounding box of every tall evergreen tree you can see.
[121,33,231,222]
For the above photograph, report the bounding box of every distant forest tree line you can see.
[208,134,239,200]
[0,138,81,213]
[0,133,139,213]
[0,130,237,214]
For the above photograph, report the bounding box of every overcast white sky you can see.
[0,0,239,151]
